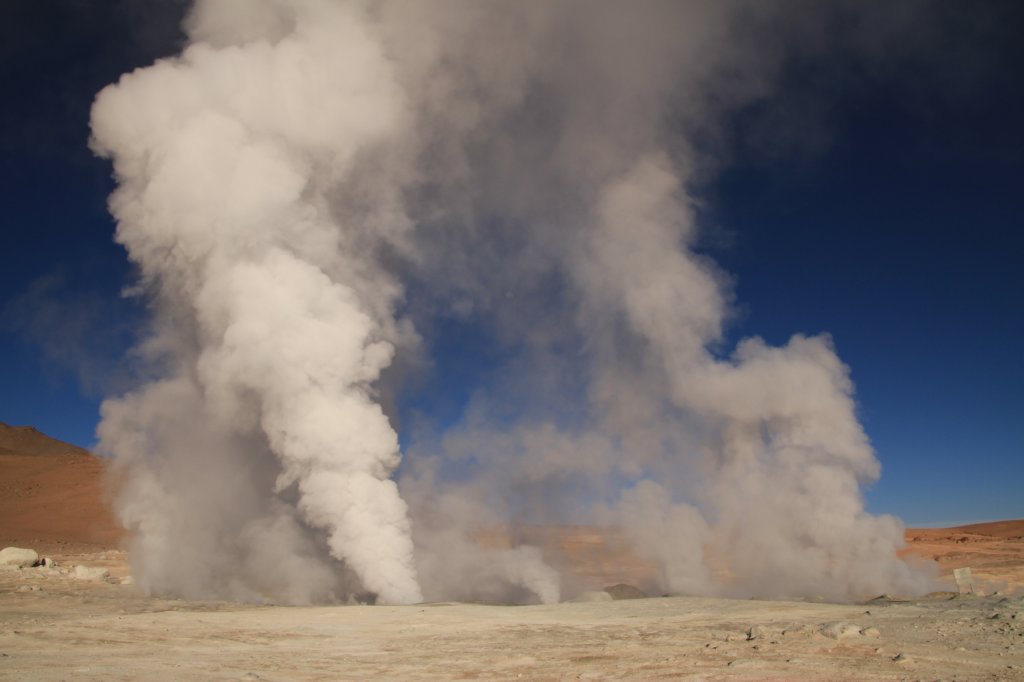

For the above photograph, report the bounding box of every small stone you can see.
[0,547,39,568]
[746,625,768,641]
[892,652,912,664]
[819,621,863,640]
[72,565,109,582]
[860,627,881,638]
[603,584,647,600]
[781,625,814,638]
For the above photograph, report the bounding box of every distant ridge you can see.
[0,421,119,551]
[0,421,91,457]
[906,519,1024,539]
[947,520,1024,539]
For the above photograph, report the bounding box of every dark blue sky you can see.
[697,7,1024,525]
[1,2,1021,526]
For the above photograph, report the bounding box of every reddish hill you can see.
[947,519,1024,540]
[0,422,122,552]
[904,520,1024,592]
[0,422,91,457]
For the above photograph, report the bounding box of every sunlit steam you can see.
[93,0,934,605]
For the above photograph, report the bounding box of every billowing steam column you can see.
[92,2,422,604]
[91,0,935,605]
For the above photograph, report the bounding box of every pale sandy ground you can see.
[2,423,1023,680]
[2,557,1023,681]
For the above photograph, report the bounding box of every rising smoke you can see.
[92,0,935,605]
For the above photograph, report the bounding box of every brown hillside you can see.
[0,422,122,552]
[948,519,1024,539]
[904,519,1024,592]
[0,422,92,457]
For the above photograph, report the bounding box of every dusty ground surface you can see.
[2,422,1023,679]
[2,557,1023,681]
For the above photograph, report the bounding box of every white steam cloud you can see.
[93,0,935,605]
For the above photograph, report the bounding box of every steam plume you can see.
[93,0,420,603]
[93,0,934,605]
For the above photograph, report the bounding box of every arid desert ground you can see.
[2,422,1022,680]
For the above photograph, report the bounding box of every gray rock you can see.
[72,565,109,582]
[746,625,769,641]
[819,621,863,640]
[603,584,647,600]
[781,624,815,638]
[0,547,39,568]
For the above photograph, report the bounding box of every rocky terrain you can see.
[1,422,1022,679]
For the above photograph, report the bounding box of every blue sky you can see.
[1,2,1021,527]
